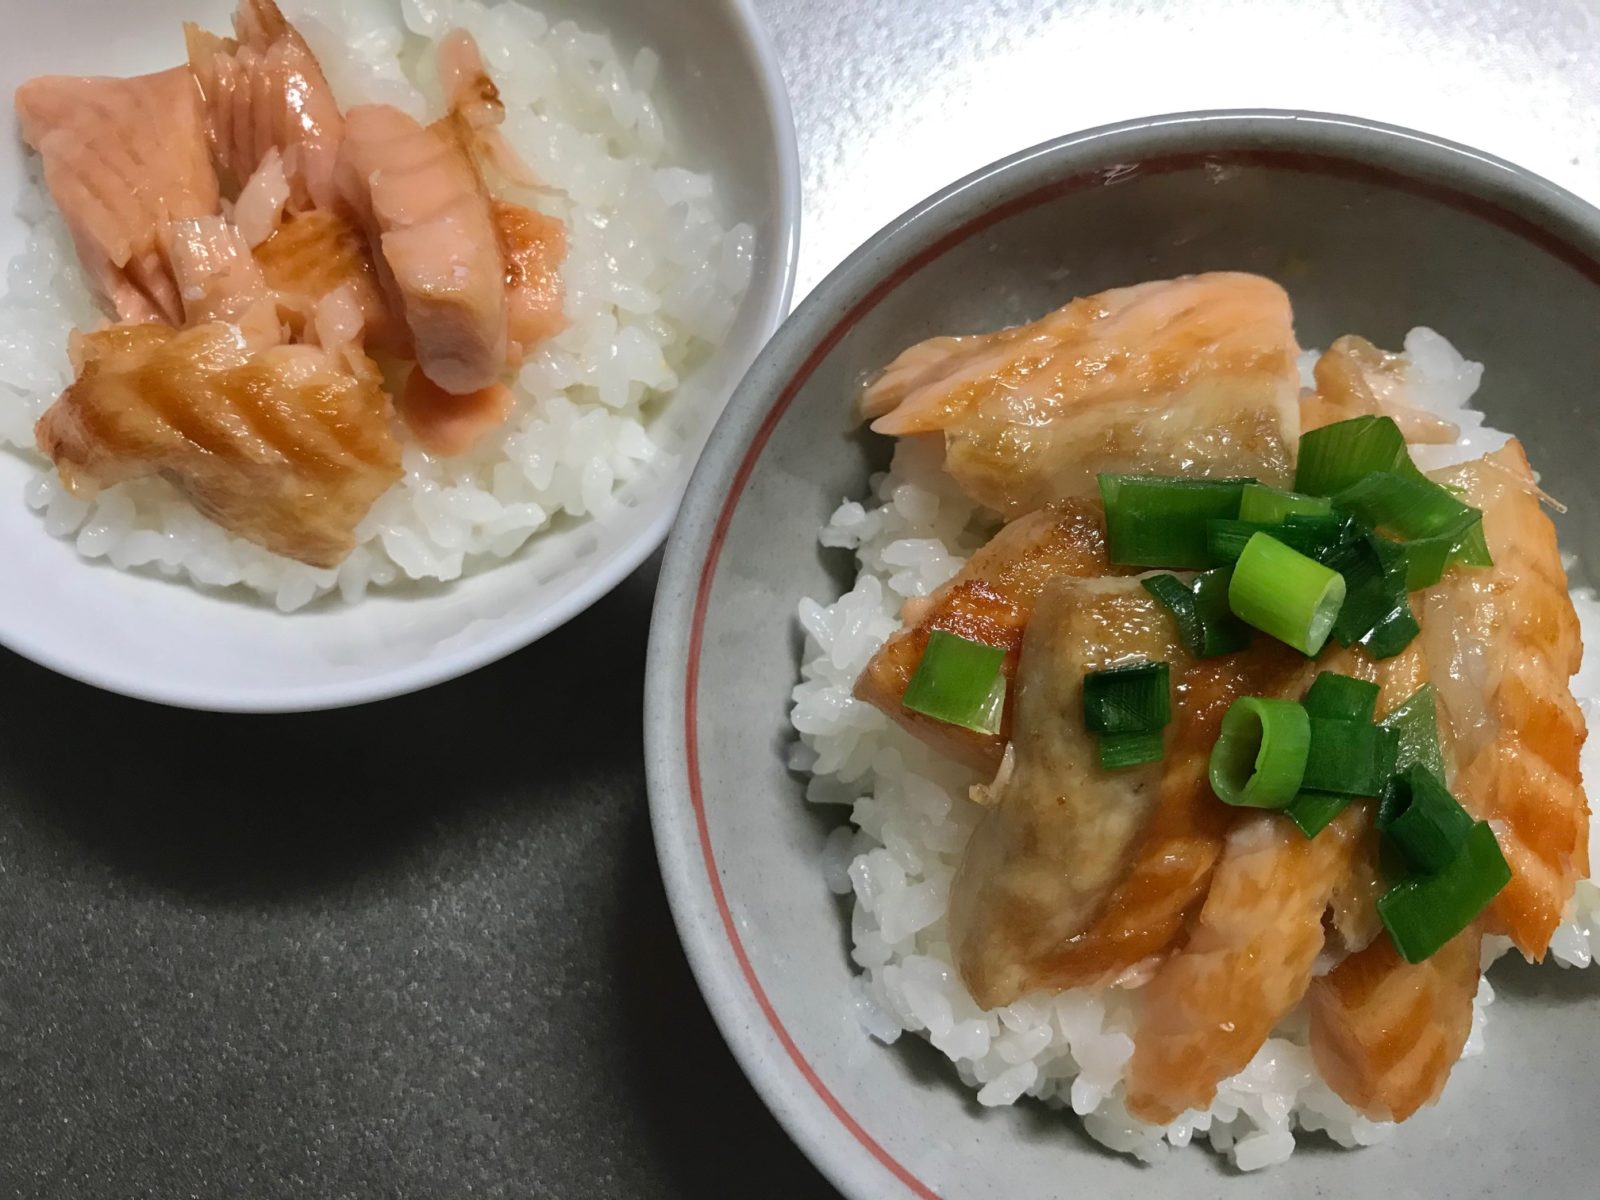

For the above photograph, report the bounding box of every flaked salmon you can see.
[166,216,281,349]
[338,102,507,393]
[435,28,538,189]
[36,323,401,568]
[14,68,220,324]
[1423,441,1589,959]
[860,273,1302,517]
[1307,925,1483,1121]
[186,0,345,212]
[854,501,1118,773]
[253,208,409,355]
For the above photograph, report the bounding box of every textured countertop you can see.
[4,2,1600,1197]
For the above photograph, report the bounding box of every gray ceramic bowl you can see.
[644,110,1600,1199]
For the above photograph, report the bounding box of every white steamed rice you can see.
[0,0,752,611]
[790,327,1600,1171]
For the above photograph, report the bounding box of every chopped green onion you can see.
[1380,684,1445,781]
[1206,515,1346,566]
[1301,717,1384,796]
[1208,696,1311,809]
[1384,764,1477,874]
[1098,475,1252,569]
[1098,729,1166,770]
[1302,672,1380,723]
[1378,821,1512,963]
[1326,532,1418,657]
[1228,533,1346,656]
[1295,415,1410,497]
[1143,571,1252,659]
[1285,791,1352,838]
[1239,483,1334,524]
[1082,660,1171,734]
[1333,471,1485,590]
[901,630,1006,733]
[1451,519,1494,568]
[1361,600,1422,660]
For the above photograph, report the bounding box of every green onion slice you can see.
[1302,671,1380,723]
[1301,717,1384,796]
[1098,729,1166,770]
[1098,475,1252,569]
[1142,570,1251,659]
[1378,821,1512,963]
[1384,764,1478,874]
[1228,533,1346,656]
[1082,660,1171,735]
[1208,696,1311,809]
[1284,791,1352,838]
[1334,470,1487,590]
[901,630,1007,734]
[1295,415,1410,497]
[1380,684,1446,781]
[1239,483,1334,524]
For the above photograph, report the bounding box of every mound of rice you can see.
[790,328,1600,1171]
[0,0,752,611]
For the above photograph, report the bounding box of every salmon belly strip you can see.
[853,500,1119,773]
[1423,442,1589,959]
[860,273,1302,517]
[14,68,220,324]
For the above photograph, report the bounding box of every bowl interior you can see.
[0,0,796,710]
[653,115,1600,1199]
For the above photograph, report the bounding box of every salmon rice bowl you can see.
[789,273,1600,1170]
[0,0,752,611]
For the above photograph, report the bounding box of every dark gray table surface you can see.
[8,0,1600,1196]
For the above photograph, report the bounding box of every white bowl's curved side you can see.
[0,0,800,712]
[644,111,1600,1200]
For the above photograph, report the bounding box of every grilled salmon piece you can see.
[860,273,1302,517]
[396,369,513,458]
[1422,441,1589,959]
[854,500,1118,773]
[1299,334,1462,443]
[36,323,401,568]
[14,67,220,324]
[1307,925,1483,1122]
[338,102,507,394]
[185,0,345,211]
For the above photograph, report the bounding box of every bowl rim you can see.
[643,108,1600,1198]
[0,0,802,714]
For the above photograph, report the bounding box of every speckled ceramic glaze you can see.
[645,111,1600,1198]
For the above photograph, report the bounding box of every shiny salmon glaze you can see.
[854,500,1118,772]
[36,323,401,568]
[14,67,220,324]
[185,0,345,211]
[1423,442,1590,959]
[1307,925,1483,1121]
[338,103,508,394]
[861,273,1302,517]
[253,209,409,356]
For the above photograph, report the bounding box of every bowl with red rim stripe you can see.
[644,110,1600,1198]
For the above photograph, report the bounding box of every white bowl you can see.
[0,0,799,711]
